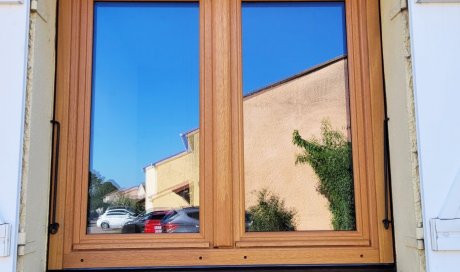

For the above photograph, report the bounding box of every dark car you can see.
[121,210,167,234]
[159,208,252,233]
[161,207,200,233]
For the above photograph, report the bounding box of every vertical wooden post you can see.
[211,0,234,247]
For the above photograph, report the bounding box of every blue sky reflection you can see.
[90,2,346,188]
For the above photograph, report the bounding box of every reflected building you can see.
[144,130,200,211]
[144,56,350,230]
[103,184,146,205]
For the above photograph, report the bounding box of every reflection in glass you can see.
[87,3,200,234]
[242,2,355,232]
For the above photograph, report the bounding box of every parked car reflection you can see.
[121,210,168,233]
[161,207,200,233]
[157,207,252,233]
[96,208,136,230]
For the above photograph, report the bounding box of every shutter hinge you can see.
[416,227,425,250]
[30,0,37,11]
[17,232,26,256]
[30,0,48,22]
[390,0,408,19]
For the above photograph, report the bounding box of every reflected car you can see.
[245,212,253,232]
[161,207,200,233]
[96,210,135,230]
[159,208,253,233]
[121,210,168,234]
[105,206,135,213]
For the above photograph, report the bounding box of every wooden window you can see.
[48,0,393,269]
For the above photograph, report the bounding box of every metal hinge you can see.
[30,0,37,11]
[390,0,408,19]
[416,227,425,250]
[17,232,26,256]
[30,0,48,22]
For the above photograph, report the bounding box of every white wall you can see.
[408,1,460,271]
[0,1,29,272]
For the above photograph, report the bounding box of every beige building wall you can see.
[145,165,157,211]
[145,131,200,211]
[243,59,349,230]
[103,184,145,204]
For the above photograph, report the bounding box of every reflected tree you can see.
[293,119,355,230]
[88,171,118,215]
[247,189,297,232]
[110,193,141,214]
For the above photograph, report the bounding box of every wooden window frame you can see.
[48,0,393,269]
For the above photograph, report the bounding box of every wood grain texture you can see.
[48,0,392,269]
[49,1,213,269]
[47,0,72,269]
[365,0,395,263]
[232,0,389,255]
[202,0,215,247]
[211,0,234,247]
[63,247,380,269]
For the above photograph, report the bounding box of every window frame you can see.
[234,0,386,249]
[48,0,393,269]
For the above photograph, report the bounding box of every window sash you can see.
[48,0,393,269]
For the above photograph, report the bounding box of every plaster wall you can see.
[407,1,460,271]
[0,1,30,272]
[16,0,57,271]
[145,166,158,211]
[379,1,425,271]
[243,59,349,231]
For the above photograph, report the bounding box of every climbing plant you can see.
[292,120,355,230]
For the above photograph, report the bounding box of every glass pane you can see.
[242,2,355,232]
[87,2,200,234]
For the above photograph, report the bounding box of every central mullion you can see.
[211,0,234,248]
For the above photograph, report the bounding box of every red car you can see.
[121,210,167,233]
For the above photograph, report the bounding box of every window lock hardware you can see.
[49,120,61,235]
[382,117,393,230]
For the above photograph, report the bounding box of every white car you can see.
[96,210,135,230]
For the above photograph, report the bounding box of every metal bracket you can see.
[391,0,408,19]
[30,0,48,22]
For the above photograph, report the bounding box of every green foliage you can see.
[135,201,145,214]
[247,189,297,232]
[110,193,142,214]
[292,120,355,230]
[88,171,118,213]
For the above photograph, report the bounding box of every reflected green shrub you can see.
[110,194,141,214]
[247,189,297,232]
[88,171,118,214]
[293,120,355,230]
